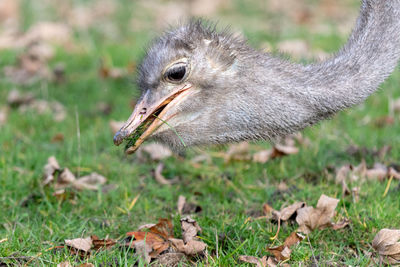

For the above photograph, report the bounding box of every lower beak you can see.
[113,84,191,154]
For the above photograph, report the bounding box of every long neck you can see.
[243,0,400,140]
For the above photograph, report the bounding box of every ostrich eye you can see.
[164,64,187,83]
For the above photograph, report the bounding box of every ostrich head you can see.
[114,21,255,152]
[114,2,400,154]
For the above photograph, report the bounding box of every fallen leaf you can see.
[7,89,35,107]
[331,218,350,230]
[42,156,107,192]
[51,133,65,143]
[177,195,202,215]
[73,172,107,190]
[126,218,173,258]
[238,255,268,267]
[372,229,400,265]
[365,163,388,181]
[56,168,76,188]
[138,143,173,161]
[267,232,304,261]
[278,202,306,221]
[224,142,251,162]
[57,262,73,267]
[43,156,61,185]
[155,252,187,266]
[65,237,92,256]
[296,194,340,234]
[133,240,152,264]
[169,238,206,255]
[177,195,186,215]
[252,150,273,164]
[7,89,66,121]
[154,163,178,185]
[138,223,157,231]
[272,143,299,157]
[91,235,116,251]
[181,217,202,243]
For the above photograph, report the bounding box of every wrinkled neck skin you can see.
[153,0,400,150]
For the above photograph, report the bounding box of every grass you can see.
[1,0,400,266]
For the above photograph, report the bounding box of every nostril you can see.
[113,130,125,146]
[139,108,147,115]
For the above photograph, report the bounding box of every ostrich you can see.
[114,0,400,154]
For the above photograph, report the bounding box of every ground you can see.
[0,0,400,266]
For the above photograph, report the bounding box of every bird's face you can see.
[113,23,240,153]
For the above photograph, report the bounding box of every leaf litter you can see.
[7,89,66,122]
[372,228,400,265]
[124,217,206,265]
[42,156,108,194]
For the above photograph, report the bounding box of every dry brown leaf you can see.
[279,202,306,221]
[389,167,400,180]
[56,168,76,188]
[138,143,173,161]
[51,133,65,143]
[73,172,107,190]
[43,156,61,185]
[224,142,251,162]
[78,264,95,267]
[181,217,202,243]
[156,252,187,267]
[137,223,157,231]
[91,235,116,251]
[253,150,273,164]
[365,163,388,181]
[296,194,339,234]
[7,90,66,121]
[372,229,400,265]
[273,143,299,157]
[126,218,173,258]
[65,236,92,256]
[267,232,304,261]
[331,218,350,230]
[263,203,275,216]
[238,255,268,267]
[169,238,206,255]
[7,89,35,106]
[177,195,186,215]
[43,156,107,191]
[154,163,178,185]
[178,197,202,215]
[134,240,152,264]
[57,262,73,267]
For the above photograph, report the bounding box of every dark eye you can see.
[165,64,187,83]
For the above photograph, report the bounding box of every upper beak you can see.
[113,84,191,153]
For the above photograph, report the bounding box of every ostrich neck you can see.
[229,0,400,141]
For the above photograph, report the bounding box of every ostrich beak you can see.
[113,84,191,154]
